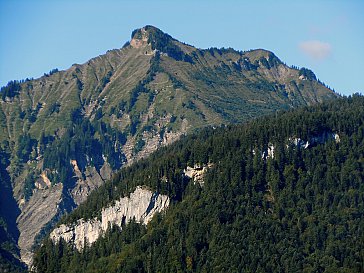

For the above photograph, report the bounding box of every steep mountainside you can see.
[34,95,364,273]
[0,25,336,267]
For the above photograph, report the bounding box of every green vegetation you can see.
[43,119,126,188]
[0,26,338,269]
[0,147,26,272]
[16,134,36,163]
[127,82,150,112]
[24,171,36,201]
[138,25,194,63]
[299,67,317,81]
[258,53,282,69]
[1,80,22,101]
[133,138,145,155]
[96,71,113,93]
[44,68,59,77]
[34,95,364,272]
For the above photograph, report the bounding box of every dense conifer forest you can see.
[34,95,364,272]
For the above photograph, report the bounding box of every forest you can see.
[33,95,364,272]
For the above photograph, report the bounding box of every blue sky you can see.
[0,0,363,95]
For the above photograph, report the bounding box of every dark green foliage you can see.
[16,134,37,163]
[0,252,26,273]
[1,80,21,101]
[43,119,125,188]
[102,71,113,87]
[133,138,145,155]
[192,67,233,88]
[147,51,161,78]
[70,108,83,124]
[76,78,83,91]
[0,148,25,272]
[170,115,177,123]
[33,219,146,273]
[128,115,140,136]
[25,102,43,123]
[241,58,258,71]
[141,25,193,63]
[19,103,40,122]
[44,68,59,77]
[94,108,103,120]
[246,79,276,92]
[259,56,270,69]
[131,28,142,39]
[258,53,282,69]
[97,71,112,93]
[49,68,59,75]
[299,67,317,81]
[127,82,149,112]
[34,95,364,272]
[125,54,161,115]
[48,102,61,115]
[24,171,36,201]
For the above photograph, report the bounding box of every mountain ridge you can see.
[0,25,337,268]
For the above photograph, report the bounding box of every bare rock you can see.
[50,186,169,250]
[100,160,112,181]
[184,163,213,186]
[71,166,104,205]
[17,183,63,266]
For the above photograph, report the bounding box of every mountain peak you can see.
[130,26,149,48]
[129,26,192,62]
[130,25,176,51]
[131,25,168,39]
[130,25,172,49]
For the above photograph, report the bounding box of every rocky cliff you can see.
[50,186,169,250]
[184,163,213,186]
[17,183,63,266]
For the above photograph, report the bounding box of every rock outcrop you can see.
[255,132,340,161]
[288,132,340,149]
[50,187,169,250]
[261,143,275,159]
[184,163,213,186]
[17,183,63,266]
[71,164,105,206]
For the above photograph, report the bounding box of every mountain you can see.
[0,25,336,267]
[33,95,364,272]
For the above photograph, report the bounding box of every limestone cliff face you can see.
[50,187,169,250]
[288,132,340,149]
[17,183,63,266]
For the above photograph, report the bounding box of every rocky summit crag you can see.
[0,25,336,268]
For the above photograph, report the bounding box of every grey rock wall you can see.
[50,186,169,250]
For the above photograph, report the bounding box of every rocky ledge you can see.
[50,186,169,250]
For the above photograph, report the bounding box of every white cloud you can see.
[299,40,332,61]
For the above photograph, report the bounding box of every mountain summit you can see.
[130,25,194,63]
[0,25,337,268]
